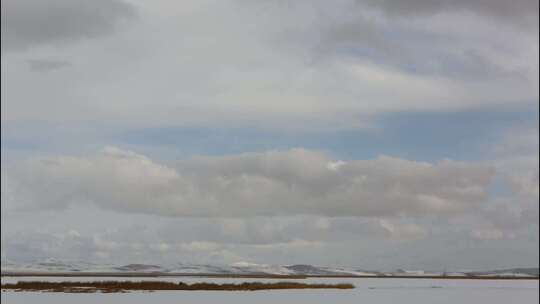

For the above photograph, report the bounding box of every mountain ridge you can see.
[1,259,538,278]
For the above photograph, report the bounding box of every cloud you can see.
[26,59,72,72]
[471,228,507,240]
[249,239,324,251]
[489,123,539,203]
[6,147,495,218]
[361,0,539,30]
[179,241,220,252]
[1,0,537,129]
[458,123,540,240]
[1,231,107,262]
[150,242,170,253]
[1,0,137,52]
[378,219,428,240]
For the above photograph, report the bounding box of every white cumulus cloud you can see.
[6,147,495,218]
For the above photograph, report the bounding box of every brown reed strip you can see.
[1,280,355,293]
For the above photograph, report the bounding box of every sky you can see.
[1,0,539,271]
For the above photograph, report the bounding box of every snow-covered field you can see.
[2,276,538,304]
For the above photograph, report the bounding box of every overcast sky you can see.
[1,0,538,271]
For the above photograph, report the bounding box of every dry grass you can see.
[1,280,355,293]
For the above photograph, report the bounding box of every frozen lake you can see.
[2,276,538,304]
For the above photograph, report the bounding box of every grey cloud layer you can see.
[1,0,136,51]
[2,212,536,267]
[26,59,72,72]
[1,0,537,128]
[362,0,539,29]
[6,147,494,217]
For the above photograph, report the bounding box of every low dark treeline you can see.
[1,280,355,293]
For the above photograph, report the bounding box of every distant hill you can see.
[466,268,539,277]
[113,264,162,272]
[1,259,538,278]
[285,264,343,275]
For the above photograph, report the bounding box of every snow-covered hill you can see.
[1,258,537,277]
